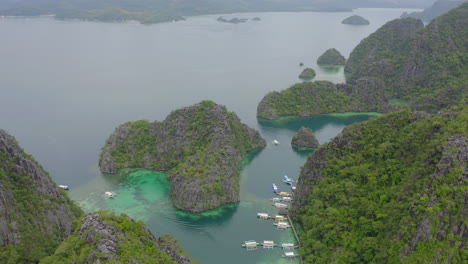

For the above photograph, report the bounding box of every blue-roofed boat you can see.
[283,175,293,185]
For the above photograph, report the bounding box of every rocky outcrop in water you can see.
[341,15,370,25]
[290,109,467,262]
[291,127,319,149]
[0,129,82,262]
[317,48,346,65]
[298,68,316,79]
[99,101,266,212]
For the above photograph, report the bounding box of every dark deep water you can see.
[0,8,416,263]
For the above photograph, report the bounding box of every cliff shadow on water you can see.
[257,113,382,143]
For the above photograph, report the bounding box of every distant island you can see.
[217,16,248,24]
[401,0,466,22]
[0,0,431,24]
[342,15,370,25]
[299,68,316,79]
[317,48,346,65]
[99,100,266,212]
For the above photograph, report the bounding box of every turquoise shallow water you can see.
[71,114,378,264]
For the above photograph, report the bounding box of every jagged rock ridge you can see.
[346,4,468,112]
[41,211,192,264]
[0,129,82,263]
[99,100,266,212]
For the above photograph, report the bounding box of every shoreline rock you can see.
[317,48,346,65]
[291,127,319,149]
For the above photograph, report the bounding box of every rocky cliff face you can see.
[158,234,191,264]
[400,133,467,262]
[0,129,82,262]
[291,127,319,149]
[337,77,394,113]
[345,17,424,80]
[290,109,467,263]
[42,211,191,264]
[346,4,468,112]
[99,101,266,212]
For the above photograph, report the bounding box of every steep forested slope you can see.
[41,211,192,264]
[346,3,468,112]
[291,107,467,263]
[0,129,83,263]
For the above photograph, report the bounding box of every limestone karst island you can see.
[99,100,266,212]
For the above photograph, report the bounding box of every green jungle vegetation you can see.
[291,126,319,150]
[0,135,83,264]
[299,68,317,79]
[41,211,181,264]
[257,81,353,119]
[317,48,346,66]
[345,3,468,112]
[293,107,468,263]
[341,15,370,25]
[103,100,262,173]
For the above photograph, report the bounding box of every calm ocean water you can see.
[0,8,417,263]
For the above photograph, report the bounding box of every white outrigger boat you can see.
[102,191,117,198]
[272,183,279,193]
[274,221,291,229]
[242,240,259,250]
[273,139,280,145]
[273,202,288,209]
[282,251,300,258]
[280,243,300,249]
[58,185,69,190]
